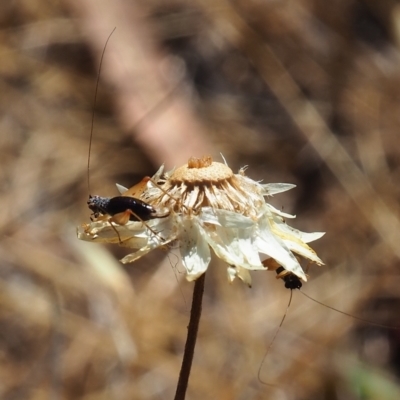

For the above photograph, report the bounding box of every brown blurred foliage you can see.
[1,0,400,399]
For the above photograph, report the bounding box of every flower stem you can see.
[174,272,206,400]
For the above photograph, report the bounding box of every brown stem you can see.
[174,272,206,400]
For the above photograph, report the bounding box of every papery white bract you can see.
[77,156,324,286]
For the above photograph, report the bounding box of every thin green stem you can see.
[174,272,206,400]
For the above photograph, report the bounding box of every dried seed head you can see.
[78,156,325,285]
[170,157,233,185]
[146,156,265,217]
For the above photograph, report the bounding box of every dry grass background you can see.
[1,0,400,399]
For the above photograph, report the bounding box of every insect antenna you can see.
[273,261,400,330]
[299,290,400,330]
[257,265,400,386]
[87,27,116,196]
[257,288,294,386]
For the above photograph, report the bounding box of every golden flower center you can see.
[170,156,234,185]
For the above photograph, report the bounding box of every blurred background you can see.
[1,0,400,399]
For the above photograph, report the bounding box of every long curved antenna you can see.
[258,289,294,386]
[87,27,116,195]
[300,291,400,330]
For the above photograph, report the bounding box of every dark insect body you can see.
[275,266,302,290]
[87,193,169,242]
[88,195,162,222]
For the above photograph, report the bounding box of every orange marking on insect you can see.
[121,176,151,198]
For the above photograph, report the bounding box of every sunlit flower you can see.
[77,156,324,286]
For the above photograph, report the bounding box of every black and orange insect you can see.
[85,29,169,240]
[275,266,302,290]
[87,182,169,227]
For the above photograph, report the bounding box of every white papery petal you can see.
[121,221,177,264]
[236,234,263,267]
[77,222,149,245]
[120,246,153,264]
[206,226,263,270]
[282,239,324,265]
[78,216,176,251]
[274,220,325,243]
[179,217,211,281]
[151,165,165,181]
[266,204,296,219]
[200,208,254,228]
[256,217,307,281]
[261,183,296,196]
[116,183,128,194]
[227,265,236,283]
[227,265,252,287]
[300,231,325,243]
[207,231,243,266]
[200,210,263,270]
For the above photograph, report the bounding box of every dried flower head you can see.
[77,156,324,286]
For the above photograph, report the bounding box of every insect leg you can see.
[107,208,165,242]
